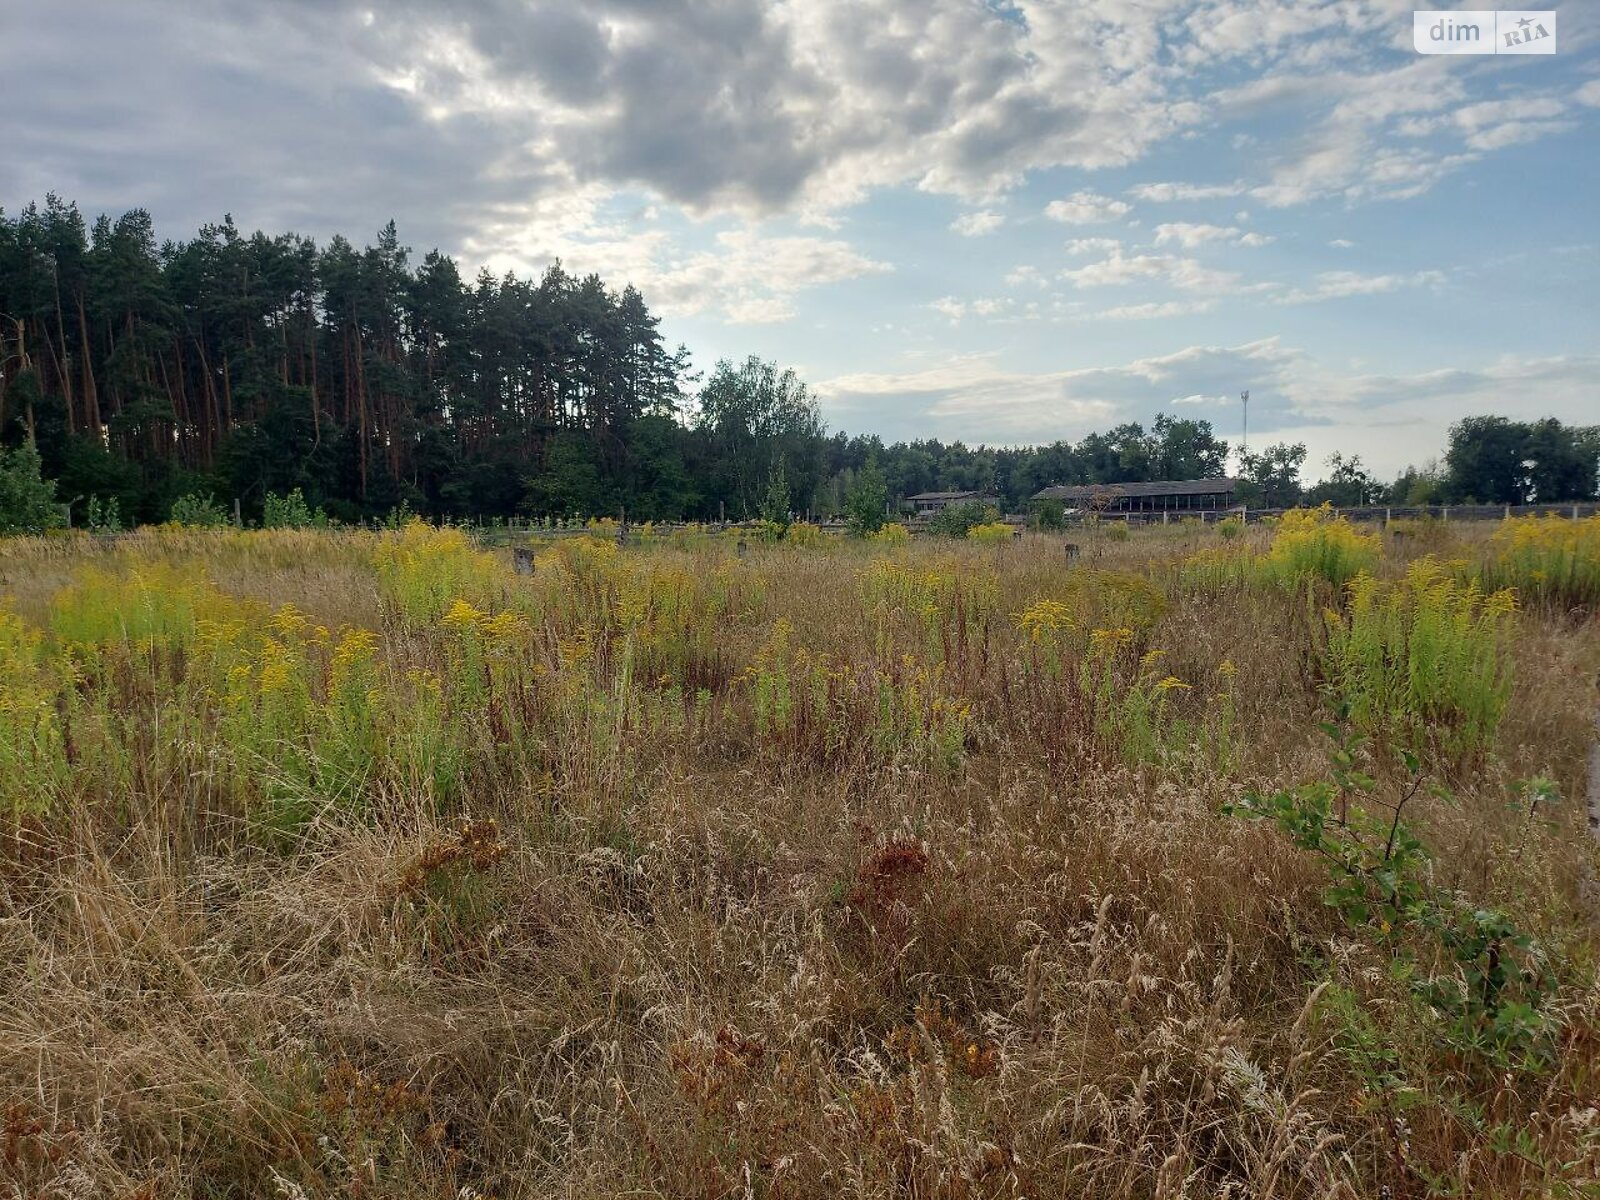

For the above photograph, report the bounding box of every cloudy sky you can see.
[4,0,1596,478]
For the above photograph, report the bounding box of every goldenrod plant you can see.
[1323,560,1516,760]
[0,609,70,817]
[1483,514,1600,611]
[965,520,1014,544]
[1262,503,1382,588]
[1180,503,1381,595]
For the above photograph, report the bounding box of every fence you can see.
[1064,502,1600,528]
[472,503,1600,543]
[46,502,1599,546]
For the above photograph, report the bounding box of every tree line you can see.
[1,198,1595,531]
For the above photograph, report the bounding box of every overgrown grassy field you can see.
[2,513,1599,1198]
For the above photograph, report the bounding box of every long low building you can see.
[1033,478,1238,513]
[906,489,1003,515]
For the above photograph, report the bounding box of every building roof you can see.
[1032,478,1238,501]
[907,489,993,501]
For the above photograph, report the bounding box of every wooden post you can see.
[736,539,748,559]
[233,497,242,527]
[1064,543,1080,564]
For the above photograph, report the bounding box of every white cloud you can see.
[1064,237,1123,256]
[1328,239,1356,249]
[679,230,891,322]
[1153,222,1236,248]
[1278,269,1445,304]
[1577,80,1600,108]
[1153,222,1274,249]
[1128,181,1247,202]
[929,295,1011,322]
[1453,97,1571,151]
[950,209,1004,236]
[1059,248,1246,293]
[724,296,801,325]
[457,191,897,324]
[1176,1,1351,65]
[1090,300,1219,320]
[1232,60,1579,208]
[500,226,891,324]
[1045,191,1132,224]
[1398,96,1572,152]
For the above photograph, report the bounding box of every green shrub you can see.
[169,493,230,528]
[844,459,889,536]
[0,442,63,534]
[1226,726,1556,1066]
[1031,498,1065,530]
[84,495,122,532]
[262,488,327,529]
[382,500,416,530]
[927,500,1000,539]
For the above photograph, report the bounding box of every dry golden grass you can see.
[1,521,1598,1198]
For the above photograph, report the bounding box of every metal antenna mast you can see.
[1240,390,1249,462]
